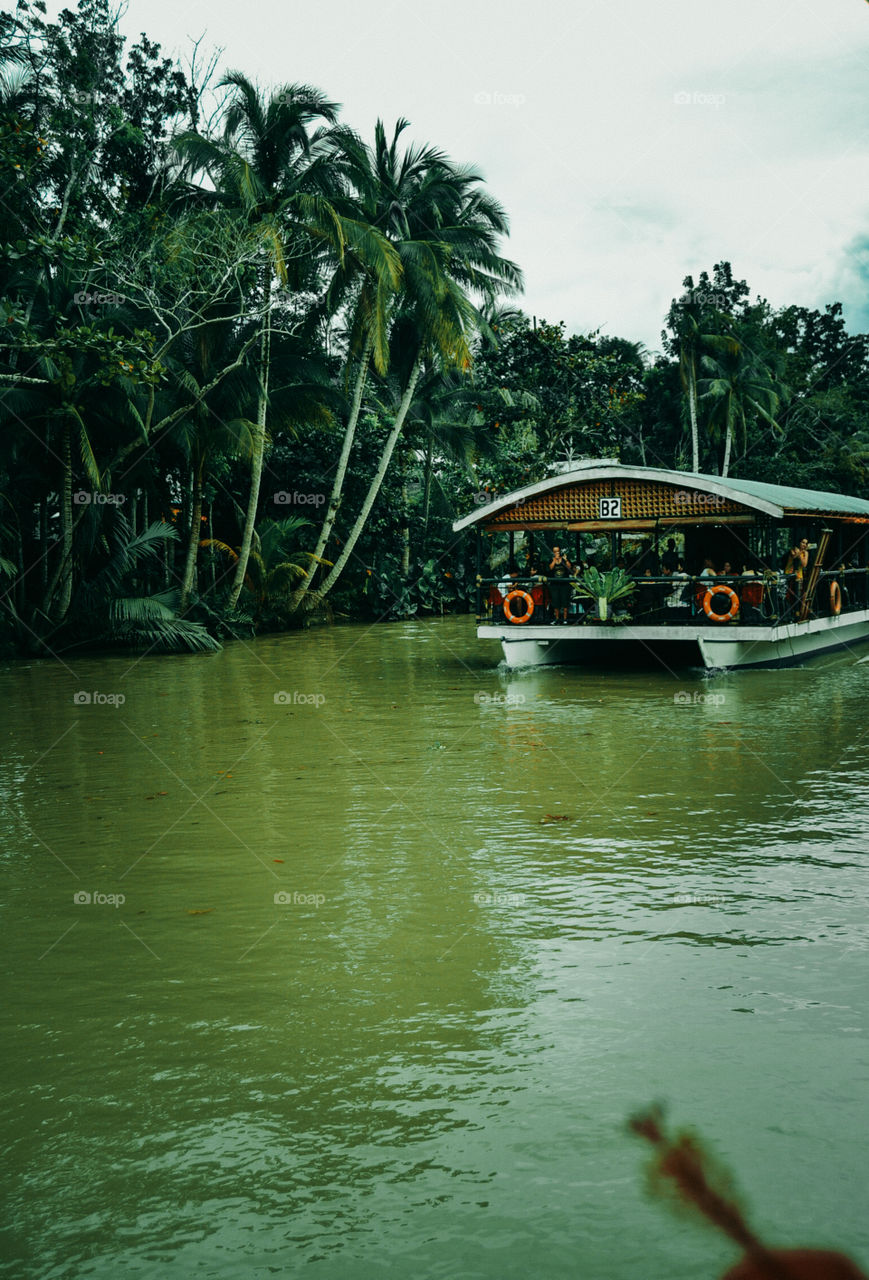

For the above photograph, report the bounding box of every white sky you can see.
[76,0,869,351]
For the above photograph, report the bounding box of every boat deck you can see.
[479,607,869,669]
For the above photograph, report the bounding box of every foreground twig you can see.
[629,1104,868,1280]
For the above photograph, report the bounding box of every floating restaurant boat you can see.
[454,462,869,669]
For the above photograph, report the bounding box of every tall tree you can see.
[296,119,521,609]
[699,320,782,477]
[174,73,344,609]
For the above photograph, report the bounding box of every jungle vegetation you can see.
[2,0,867,654]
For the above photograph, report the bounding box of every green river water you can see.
[1,617,868,1279]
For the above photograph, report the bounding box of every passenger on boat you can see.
[636,567,665,619]
[498,564,519,619]
[661,538,680,573]
[498,564,518,596]
[547,546,573,623]
[785,539,809,580]
[783,539,809,614]
[667,561,690,608]
[699,558,716,578]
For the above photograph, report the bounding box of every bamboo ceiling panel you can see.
[485,480,751,528]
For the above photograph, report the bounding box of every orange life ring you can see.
[830,580,842,615]
[503,589,534,624]
[702,584,739,622]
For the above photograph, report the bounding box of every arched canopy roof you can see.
[453,464,869,533]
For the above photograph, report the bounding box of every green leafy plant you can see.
[53,514,221,653]
[573,566,635,619]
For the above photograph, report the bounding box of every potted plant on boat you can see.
[573,567,635,621]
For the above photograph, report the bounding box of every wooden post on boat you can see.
[475,530,483,624]
[798,528,832,622]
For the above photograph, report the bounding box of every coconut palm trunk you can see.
[45,424,74,620]
[688,362,700,473]
[720,388,734,477]
[180,461,204,608]
[422,441,433,533]
[228,277,271,608]
[309,358,423,605]
[721,422,733,477]
[288,336,373,612]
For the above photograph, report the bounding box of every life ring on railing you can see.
[503,589,534,624]
[702,584,740,622]
[830,580,842,615]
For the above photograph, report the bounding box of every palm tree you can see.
[166,319,258,608]
[174,74,347,610]
[57,511,221,654]
[296,118,522,609]
[667,293,704,473]
[699,323,782,476]
[284,121,408,612]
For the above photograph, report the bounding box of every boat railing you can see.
[475,568,869,626]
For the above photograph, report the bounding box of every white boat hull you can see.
[478,608,869,670]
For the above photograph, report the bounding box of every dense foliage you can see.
[1,1,867,655]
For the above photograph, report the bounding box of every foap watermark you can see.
[68,90,124,107]
[673,489,727,507]
[73,290,124,307]
[675,290,731,309]
[672,892,725,907]
[474,90,526,107]
[473,490,525,508]
[673,690,726,706]
[274,890,325,907]
[474,891,526,907]
[73,690,126,707]
[274,690,325,707]
[474,691,526,706]
[74,890,126,907]
[73,490,126,506]
[273,490,326,507]
[673,90,726,107]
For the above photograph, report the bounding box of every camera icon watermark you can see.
[675,290,730,309]
[673,90,726,107]
[673,690,726,706]
[474,690,526,706]
[73,490,126,506]
[73,690,125,707]
[274,690,326,707]
[473,90,526,107]
[68,90,123,107]
[73,290,124,307]
[673,489,726,507]
[474,890,526,906]
[273,490,326,507]
[73,890,125,907]
[672,892,724,906]
[274,890,325,906]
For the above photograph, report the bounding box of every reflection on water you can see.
[1,620,868,1279]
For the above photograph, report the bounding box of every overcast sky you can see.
[70,0,869,352]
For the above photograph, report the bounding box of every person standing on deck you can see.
[784,537,810,613]
[661,538,680,573]
[785,538,809,581]
[548,546,573,623]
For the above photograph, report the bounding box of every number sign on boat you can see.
[599,496,622,519]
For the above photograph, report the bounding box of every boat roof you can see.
[453,463,869,532]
